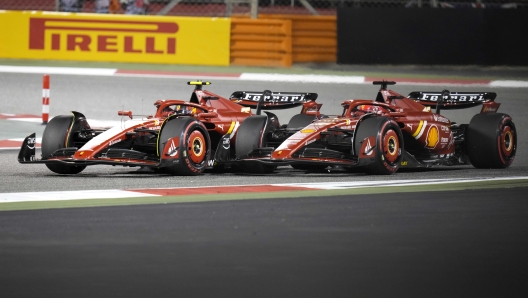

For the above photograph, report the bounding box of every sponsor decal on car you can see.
[300,129,315,134]
[419,93,485,102]
[364,138,374,156]
[109,138,121,146]
[305,138,316,146]
[26,137,36,150]
[167,140,178,157]
[482,106,498,113]
[425,125,439,149]
[447,132,455,149]
[433,114,450,124]
[222,137,230,150]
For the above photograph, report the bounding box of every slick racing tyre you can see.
[354,116,403,175]
[235,115,276,174]
[158,117,211,175]
[41,114,86,174]
[466,113,516,168]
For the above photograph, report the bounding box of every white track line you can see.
[279,176,528,190]
[3,65,527,87]
[489,80,528,88]
[239,73,366,84]
[0,189,157,203]
[5,118,43,122]
[0,65,117,76]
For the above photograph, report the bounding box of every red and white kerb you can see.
[42,74,50,124]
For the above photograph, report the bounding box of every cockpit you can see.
[156,103,205,118]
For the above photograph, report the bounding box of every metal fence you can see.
[0,0,524,17]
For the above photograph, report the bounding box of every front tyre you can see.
[466,113,516,169]
[158,117,211,175]
[41,114,86,174]
[354,116,403,175]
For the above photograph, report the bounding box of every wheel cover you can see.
[501,126,514,157]
[383,129,399,163]
[188,130,206,164]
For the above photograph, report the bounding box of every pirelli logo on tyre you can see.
[0,11,230,66]
[29,18,178,55]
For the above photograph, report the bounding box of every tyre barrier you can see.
[231,15,336,67]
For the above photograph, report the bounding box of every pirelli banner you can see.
[0,11,230,66]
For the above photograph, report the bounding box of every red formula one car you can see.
[234,81,516,174]
[18,81,319,175]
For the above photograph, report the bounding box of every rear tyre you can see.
[158,117,211,175]
[41,114,86,174]
[354,117,403,175]
[236,115,276,174]
[466,113,516,168]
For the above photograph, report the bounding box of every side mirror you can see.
[196,112,218,119]
[118,110,133,119]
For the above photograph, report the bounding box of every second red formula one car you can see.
[234,81,517,174]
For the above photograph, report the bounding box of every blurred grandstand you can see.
[0,0,525,16]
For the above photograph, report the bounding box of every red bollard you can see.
[42,74,50,124]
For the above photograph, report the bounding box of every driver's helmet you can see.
[175,105,196,116]
[356,104,387,115]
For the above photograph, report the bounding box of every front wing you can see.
[18,133,162,168]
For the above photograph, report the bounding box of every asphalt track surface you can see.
[1,67,528,297]
[1,188,527,297]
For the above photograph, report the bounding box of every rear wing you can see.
[230,91,318,110]
[408,91,497,110]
